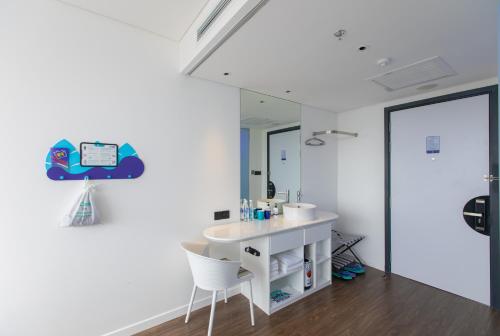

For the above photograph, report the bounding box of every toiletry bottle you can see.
[264,202,271,220]
[240,199,244,221]
[273,203,279,217]
[243,199,249,221]
[249,200,254,221]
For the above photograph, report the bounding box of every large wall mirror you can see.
[240,89,301,210]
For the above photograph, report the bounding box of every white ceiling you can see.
[193,0,497,112]
[59,0,209,41]
[241,90,300,129]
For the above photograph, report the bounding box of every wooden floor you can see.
[137,267,500,336]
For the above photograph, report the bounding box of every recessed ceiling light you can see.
[223,72,230,76]
[417,83,439,91]
[285,90,291,93]
[358,45,368,52]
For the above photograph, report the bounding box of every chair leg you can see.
[248,281,255,326]
[224,288,228,303]
[185,285,197,324]
[207,290,217,336]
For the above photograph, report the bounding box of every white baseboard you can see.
[101,286,241,336]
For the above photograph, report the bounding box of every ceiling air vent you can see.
[197,0,232,41]
[367,56,457,91]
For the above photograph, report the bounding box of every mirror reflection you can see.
[240,89,301,216]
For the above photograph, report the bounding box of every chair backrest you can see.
[181,241,242,291]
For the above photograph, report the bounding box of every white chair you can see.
[181,241,255,336]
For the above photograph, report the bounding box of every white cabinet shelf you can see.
[270,264,303,282]
[240,221,333,315]
[270,286,301,312]
[316,254,329,264]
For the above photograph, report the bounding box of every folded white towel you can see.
[276,253,302,266]
[274,252,303,273]
[279,261,302,273]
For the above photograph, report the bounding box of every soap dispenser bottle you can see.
[240,199,244,221]
[243,199,249,221]
[273,203,279,217]
[249,200,254,221]
[264,202,271,220]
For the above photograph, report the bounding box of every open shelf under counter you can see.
[304,278,331,298]
[316,278,331,289]
[270,264,303,282]
[270,286,302,313]
[316,254,330,264]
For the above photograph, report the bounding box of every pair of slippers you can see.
[332,263,365,280]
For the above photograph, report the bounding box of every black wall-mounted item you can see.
[267,180,276,199]
[244,246,260,257]
[214,210,230,221]
[251,170,262,175]
[463,196,490,236]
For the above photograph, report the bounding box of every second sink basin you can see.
[283,203,317,221]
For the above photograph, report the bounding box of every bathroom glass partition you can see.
[240,89,301,210]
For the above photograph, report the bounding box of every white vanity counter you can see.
[203,211,339,243]
[203,211,338,315]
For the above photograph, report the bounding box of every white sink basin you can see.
[283,203,317,221]
[257,198,287,214]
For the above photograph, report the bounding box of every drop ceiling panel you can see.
[192,0,497,112]
[368,57,457,91]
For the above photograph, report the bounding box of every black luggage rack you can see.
[331,230,365,269]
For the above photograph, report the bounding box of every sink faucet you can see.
[275,190,289,203]
[296,190,302,203]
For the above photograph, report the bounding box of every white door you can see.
[391,94,490,305]
[269,129,301,201]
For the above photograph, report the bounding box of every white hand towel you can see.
[276,253,302,266]
[276,252,303,273]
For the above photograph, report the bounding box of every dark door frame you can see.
[267,126,301,195]
[384,85,499,308]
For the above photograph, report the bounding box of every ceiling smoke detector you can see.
[334,29,346,40]
[377,58,391,67]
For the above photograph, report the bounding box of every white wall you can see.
[0,1,240,335]
[337,78,498,271]
[301,105,338,211]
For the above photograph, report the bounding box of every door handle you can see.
[484,174,500,182]
[463,211,483,218]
